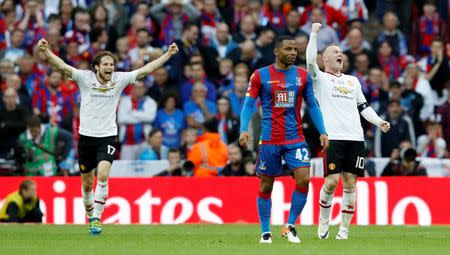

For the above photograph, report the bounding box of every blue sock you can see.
[287,186,309,225]
[257,191,272,234]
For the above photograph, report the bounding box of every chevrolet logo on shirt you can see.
[334,86,353,95]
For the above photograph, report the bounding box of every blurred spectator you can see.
[181,62,217,103]
[299,0,347,37]
[184,82,217,129]
[180,127,198,159]
[216,58,234,93]
[399,79,425,137]
[381,147,427,176]
[220,0,249,32]
[154,93,185,149]
[301,8,338,51]
[294,33,308,67]
[139,128,169,160]
[375,0,414,36]
[81,26,108,61]
[199,0,223,44]
[4,74,31,110]
[227,39,262,72]
[150,0,200,46]
[118,81,157,160]
[254,27,276,67]
[281,9,306,38]
[343,28,376,71]
[147,67,177,101]
[59,0,74,35]
[0,88,28,158]
[375,99,415,157]
[0,58,15,85]
[207,22,238,59]
[352,53,370,89]
[232,15,257,44]
[89,4,117,51]
[340,27,372,52]
[115,37,132,71]
[32,69,74,127]
[373,12,408,57]
[419,38,450,100]
[366,67,389,112]
[436,88,450,154]
[228,74,248,117]
[170,22,201,81]
[417,122,447,158]
[0,28,26,63]
[95,0,127,38]
[18,53,43,98]
[399,63,434,122]
[156,149,190,176]
[45,27,63,57]
[222,143,246,176]
[17,115,73,176]
[187,118,228,177]
[134,1,159,44]
[261,0,291,33]
[64,8,91,54]
[216,96,239,144]
[129,28,155,63]
[0,179,42,223]
[413,0,448,56]
[377,40,402,80]
[16,0,45,53]
[328,0,368,22]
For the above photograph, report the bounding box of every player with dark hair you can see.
[37,38,179,235]
[306,23,390,240]
[240,35,328,244]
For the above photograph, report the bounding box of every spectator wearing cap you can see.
[373,12,408,57]
[181,62,217,103]
[375,99,416,157]
[399,62,434,122]
[154,93,185,149]
[184,82,217,129]
[118,81,157,160]
[0,88,29,158]
[150,0,200,47]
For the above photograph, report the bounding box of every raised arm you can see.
[135,43,179,81]
[306,23,322,79]
[38,38,74,78]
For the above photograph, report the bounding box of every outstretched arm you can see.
[306,23,322,80]
[135,43,179,80]
[38,38,74,78]
[356,83,390,133]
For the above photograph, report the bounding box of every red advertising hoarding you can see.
[0,177,448,225]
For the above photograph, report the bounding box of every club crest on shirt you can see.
[259,160,267,170]
[295,77,302,87]
[274,91,295,108]
[346,80,354,87]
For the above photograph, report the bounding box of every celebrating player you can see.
[306,23,390,240]
[240,35,328,244]
[37,38,179,235]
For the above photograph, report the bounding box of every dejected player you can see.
[37,38,179,235]
[240,35,329,244]
[306,23,390,240]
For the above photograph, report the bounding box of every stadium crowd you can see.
[0,0,448,177]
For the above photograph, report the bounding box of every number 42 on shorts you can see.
[295,148,309,161]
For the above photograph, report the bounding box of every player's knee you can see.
[297,175,310,187]
[97,173,108,182]
[82,182,93,192]
[325,176,339,191]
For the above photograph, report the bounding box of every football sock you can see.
[257,191,272,234]
[82,188,94,218]
[340,189,356,229]
[319,185,334,220]
[287,185,309,225]
[93,180,108,219]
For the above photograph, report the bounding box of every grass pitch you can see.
[0,224,448,255]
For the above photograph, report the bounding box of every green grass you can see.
[0,225,449,255]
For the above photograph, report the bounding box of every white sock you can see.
[340,189,356,230]
[82,188,94,218]
[319,186,334,220]
[93,180,108,219]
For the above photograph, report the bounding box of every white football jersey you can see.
[309,69,366,141]
[72,69,138,137]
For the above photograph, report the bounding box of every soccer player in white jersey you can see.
[306,23,390,240]
[37,38,179,235]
